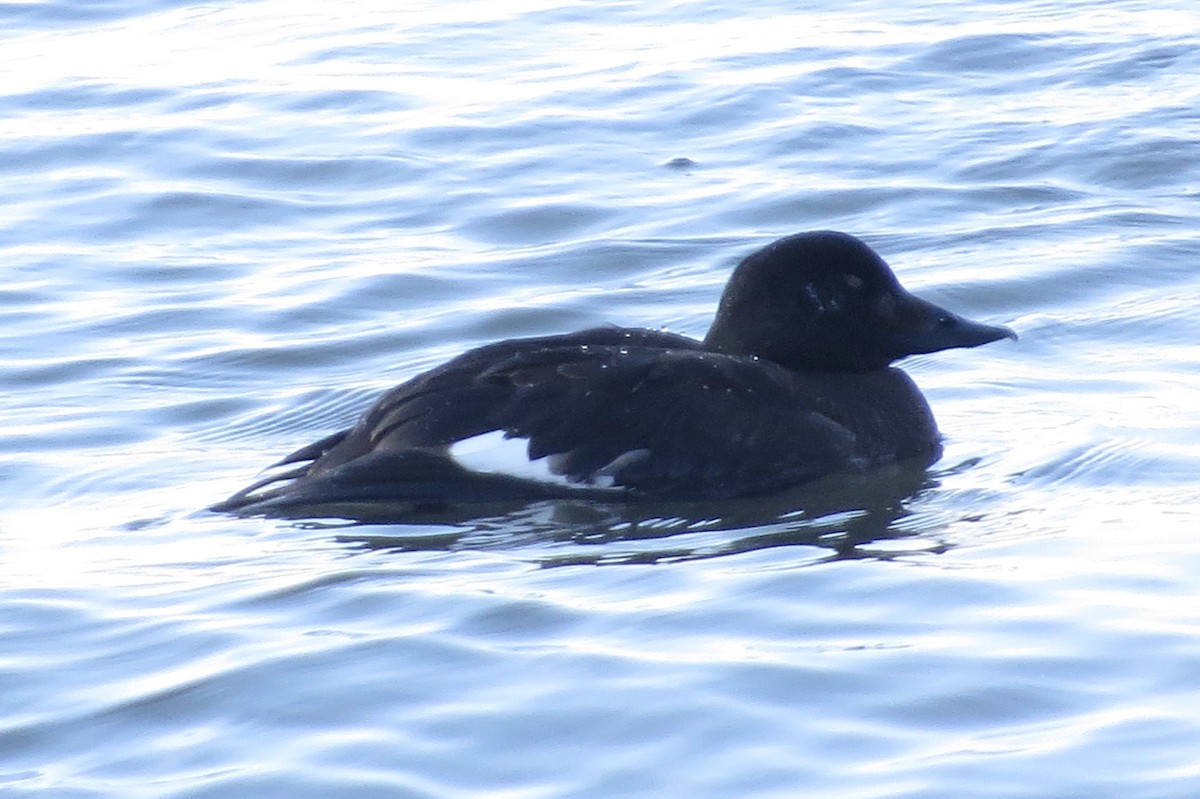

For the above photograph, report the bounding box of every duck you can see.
[213,231,1015,516]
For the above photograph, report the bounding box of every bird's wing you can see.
[213,328,856,512]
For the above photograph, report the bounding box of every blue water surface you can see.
[3,1,1200,797]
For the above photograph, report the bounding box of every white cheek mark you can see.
[447,430,625,490]
[803,284,842,313]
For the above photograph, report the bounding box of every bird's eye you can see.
[844,274,864,291]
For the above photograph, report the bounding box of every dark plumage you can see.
[213,231,1015,516]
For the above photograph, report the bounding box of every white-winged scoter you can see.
[213,231,1016,516]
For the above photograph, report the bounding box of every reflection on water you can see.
[331,461,940,566]
[5,0,1200,796]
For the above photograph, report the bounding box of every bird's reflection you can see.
[300,461,944,567]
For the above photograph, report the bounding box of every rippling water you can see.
[4,1,1200,796]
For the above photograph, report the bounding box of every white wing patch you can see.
[447,430,629,490]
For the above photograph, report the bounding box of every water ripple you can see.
[3,0,1200,796]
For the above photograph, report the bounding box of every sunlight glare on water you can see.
[2,0,1200,797]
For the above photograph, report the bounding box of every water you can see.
[3,0,1200,796]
